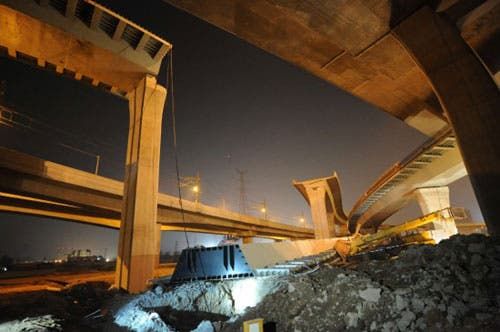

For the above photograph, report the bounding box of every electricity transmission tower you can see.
[236,169,247,215]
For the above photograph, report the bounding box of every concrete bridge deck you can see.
[165,0,500,236]
[0,147,313,240]
[349,128,466,231]
[294,128,467,235]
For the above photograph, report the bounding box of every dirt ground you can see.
[1,235,499,331]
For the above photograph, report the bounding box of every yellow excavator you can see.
[335,208,457,259]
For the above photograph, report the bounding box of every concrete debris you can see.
[191,320,215,332]
[220,234,500,331]
[109,234,500,331]
[0,315,62,332]
[397,310,416,331]
[0,281,118,331]
[114,307,175,332]
[114,276,283,331]
[358,287,380,303]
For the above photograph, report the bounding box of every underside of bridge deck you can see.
[165,0,500,234]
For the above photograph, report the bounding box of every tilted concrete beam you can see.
[392,6,500,235]
[293,172,348,239]
[350,129,467,231]
[0,0,172,94]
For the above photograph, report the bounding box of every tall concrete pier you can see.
[393,7,500,235]
[167,1,500,234]
[115,76,167,293]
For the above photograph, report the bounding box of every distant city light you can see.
[260,207,266,213]
[192,185,199,193]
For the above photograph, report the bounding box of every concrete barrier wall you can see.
[241,238,344,269]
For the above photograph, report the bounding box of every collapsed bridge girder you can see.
[293,172,349,239]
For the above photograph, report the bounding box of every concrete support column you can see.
[242,237,253,244]
[414,187,450,215]
[302,185,331,239]
[294,174,348,238]
[393,7,500,235]
[414,186,457,242]
[115,75,166,293]
[155,225,162,269]
[293,172,348,239]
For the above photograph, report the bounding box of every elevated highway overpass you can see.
[164,0,499,135]
[295,128,467,236]
[348,128,465,232]
[165,0,500,234]
[1,0,498,292]
[0,147,314,240]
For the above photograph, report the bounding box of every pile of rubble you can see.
[111,234,500,331]
[112,276,284,331]
[0,315,62,331]
[4,234,496,331]
[0,281,119,331]
[222,234,500,331]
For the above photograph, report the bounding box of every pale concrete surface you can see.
[0,0,171,94]
[414,186,458,242]
[164,0,499,136]
[295,130,466,234]
[393,6,500,235]
[115,76,166,293]
[415,187,451,215]
[349,129,466,231]
[241,238,343,269]
[293,173,348,239]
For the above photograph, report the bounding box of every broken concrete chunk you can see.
[411,298,425,313]
[397,310,416,331]
[191,320,214,332]
[359,287,381,303]
[344,312,359,328]
[396,295,407,311]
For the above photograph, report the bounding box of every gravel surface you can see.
[221,234,500,331]
[2,234,498,331]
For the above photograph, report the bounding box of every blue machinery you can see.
[171,245,254,283]
[170,241,339,283]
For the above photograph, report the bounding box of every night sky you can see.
[0,0,481,260]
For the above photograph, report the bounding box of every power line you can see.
[0,102,116,151]
[167,49,192,249]
[0,103,131,175]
